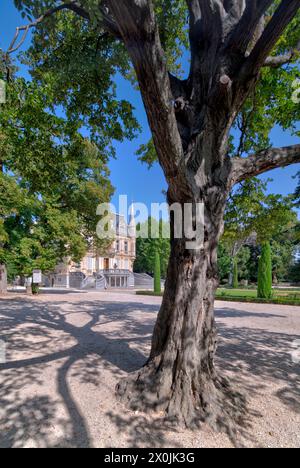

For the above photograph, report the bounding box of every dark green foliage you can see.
[217,242,231,283]
[31,283,40,295]
[215,295,300,306]
[0,77,114,278]
[257,242,273,299]
[289,261,300,283]
[154,250,161,294]
[134,218,170,278]
[233,258,239,289]
[138,290,300,306]
[248,246,260,283]
[271,239,295,282]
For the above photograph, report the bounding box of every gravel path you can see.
[0,291,299,448]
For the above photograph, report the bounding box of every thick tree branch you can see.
[99,4,121,38]
[191,0,226,47]
[107,0,184,188]
[221,0,246,37]
[186,0,202,46]
[223,0,245,19]
[198,0,226,29]
[231,144,300,185]
[186,0,202,87]
[6,1,122,57]
[225,0,273,56]
[168,73,188,100]
[263,40,300,67]
[241,0,300,77]
[7,1,91,55]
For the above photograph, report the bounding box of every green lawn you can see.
[137,287,300,305]
[216,288,300,305]
[217,288,257,298]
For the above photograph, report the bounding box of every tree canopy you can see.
[8,1,299,167]
[223,178,297,249]
[0,74,114,278]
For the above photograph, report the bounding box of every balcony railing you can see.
[99,269,132,276]
[112,249,135,256]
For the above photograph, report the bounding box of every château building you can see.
[48,210,136,290]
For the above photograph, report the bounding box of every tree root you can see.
[116,361,248,435]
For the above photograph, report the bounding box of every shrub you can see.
[257,242,272,299]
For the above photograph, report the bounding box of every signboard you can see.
[32,270,42,284]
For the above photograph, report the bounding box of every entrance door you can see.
[104,258,110,270]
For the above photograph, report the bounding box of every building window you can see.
[124,241,128,254]
[87,257,94,271]
[116,240,120,252]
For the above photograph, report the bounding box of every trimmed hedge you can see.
[136,290,300,305]
[216,294,300,306]
[136,290,163,297]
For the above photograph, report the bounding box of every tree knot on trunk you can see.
[174,97,188,112]
[220,74,233,89]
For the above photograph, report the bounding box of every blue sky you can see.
[1,0,299,219]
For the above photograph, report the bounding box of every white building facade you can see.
[49,212,136,290]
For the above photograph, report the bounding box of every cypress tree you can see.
[257,242,272,299]
[154,250,161,294]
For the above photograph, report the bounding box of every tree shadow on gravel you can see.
[0,298,155,448]
[0,297,299,448]
[216,319,300,417]
[105,306,299,448]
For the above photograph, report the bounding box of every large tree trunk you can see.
[108,0,300,430]
[117,195,246,428]
[0,264,7,295]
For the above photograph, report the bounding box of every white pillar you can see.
[66,272,70,289]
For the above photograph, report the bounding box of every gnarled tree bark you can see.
[108,0,300,427]
[117,186,243,427]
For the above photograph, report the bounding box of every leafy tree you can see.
[254,195,297,295]
[271,238,296,283]
[217,242,231,283]
[289,260,300,283]
[223,178,268,285]
[237,247,251,283]
[293,173,300,244]
[154,250,161,294]
[8,0,300,427]
[223,178,297,287]
[247,246,260,284]
[257,242,273,299]
[134,218,170,278]
[0,76,116,290]
[233,257,239,289]
[218,243,254,285]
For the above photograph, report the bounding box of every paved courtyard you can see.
[0,291,299,448]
